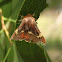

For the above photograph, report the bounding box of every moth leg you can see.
[17,19,23,22]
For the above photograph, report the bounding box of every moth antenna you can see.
[17,19,22,22]
[16,23,20,24]
[32,13,35,16]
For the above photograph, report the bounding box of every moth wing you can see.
[30,22,41,36]
[11,20,25,40]
[11,31,46,44]
[27,32,46,44]
[30,22,46,44]
[17,21,25,33]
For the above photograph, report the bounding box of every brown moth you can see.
[11,14,46,44]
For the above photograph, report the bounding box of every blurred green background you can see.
[37,0,62,62]
[0,0,62,62]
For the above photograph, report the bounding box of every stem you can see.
[3,47,11,62]
[1,15,13,45]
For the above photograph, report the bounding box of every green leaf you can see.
[16,0,48,28]
[15,0,51,62]
[18,0,47,19]
[0,31,5,62]
[0,0,51,62]
[16,41,48,62]
[0,0,26,62]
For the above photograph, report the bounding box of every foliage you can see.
[0,0,51,62]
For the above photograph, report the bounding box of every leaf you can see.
[16,0,48,28]
[0,0,51,62]
[14,0,51,62]
[18,0,47,19]
[0,0,25,62]
[15,0,51,62]
[0,31,5,62]
[16,41,47,62]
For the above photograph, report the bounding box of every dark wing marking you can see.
[29,22,41,36]
[11,31,45,43]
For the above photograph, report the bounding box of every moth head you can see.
[24,14,32,18]
[23,16,35,25]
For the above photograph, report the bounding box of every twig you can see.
[1,12,13,45]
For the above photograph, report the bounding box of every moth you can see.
[11,14,46,44]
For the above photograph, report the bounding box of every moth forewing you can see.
[11,14,46,44]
